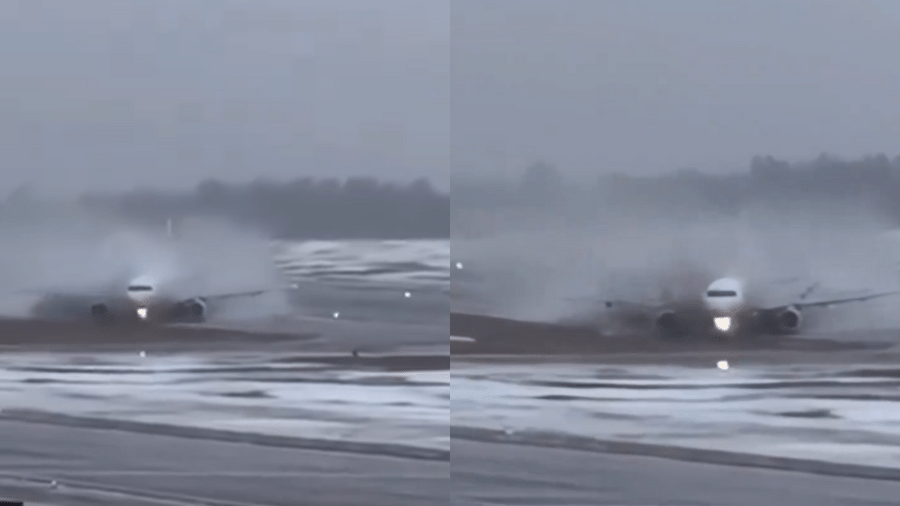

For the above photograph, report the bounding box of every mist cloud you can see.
[453,154,900,332]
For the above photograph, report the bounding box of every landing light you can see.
[136,307,148,319]
[717,360,730,371]
[713,316,732,332]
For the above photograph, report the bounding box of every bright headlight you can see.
[713,316,732,332]
[136,307,149,319]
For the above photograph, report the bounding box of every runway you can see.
[0,418,448,506]
[6,426,895,506]
[452,439,900,506]
[0,250,449,505]
[451,308,900,504]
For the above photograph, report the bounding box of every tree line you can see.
[73,176,449,239]
[453,154,900,224]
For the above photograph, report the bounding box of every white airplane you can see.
[603,276,900,338]
[27,271,296,325]
[26,218,297,325]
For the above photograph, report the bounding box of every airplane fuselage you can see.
[701,276,750,335]
[86,274,208,324]
[648,276,804,338]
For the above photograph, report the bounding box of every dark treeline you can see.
[74,176,449,239]
[453,155,900,224]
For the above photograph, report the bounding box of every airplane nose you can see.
[705,298,738,315]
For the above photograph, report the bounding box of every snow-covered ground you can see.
[271,239,449,287]
[0,351,449,451]
[0,239,450,452]
[452,360,900,468]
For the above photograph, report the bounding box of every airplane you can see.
[602,276,900,338]
[26,271,297,325]
[25,217,297,325]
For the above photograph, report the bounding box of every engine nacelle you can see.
[655,310,679,334]
[772,305,802,334]
[172,297,207,323]
[90,303,112,324]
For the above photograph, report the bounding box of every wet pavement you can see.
[453,336,900,472]
[0,239,451,504]
[0,346,448,453]
[451,439,900,506]
[0,419,448,506]
[0,315,448,505]
[0,277,448,504]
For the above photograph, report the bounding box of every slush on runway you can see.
[451,220,900,505]
[0,236,449,506]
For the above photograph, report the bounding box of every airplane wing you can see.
[601,299,674,312]
[564,295,672,312]
[14,286,116,299]
[190,284,299,303]
[761,288,900,312]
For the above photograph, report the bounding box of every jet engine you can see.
[90,303,112,323]
[172,297,207,323]
[655,310,680,335]
[771,305,802,334]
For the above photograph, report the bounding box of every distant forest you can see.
[73,177,449,240]
[453,154,900,230]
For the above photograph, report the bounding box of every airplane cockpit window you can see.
[706,290,738,297]
[127,285,154,292]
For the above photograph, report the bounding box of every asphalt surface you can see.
[452,439,900,506]
[450,310,900,505]
[0,278,449,506]
[0,311,447,357]
[0,419,448,506]
[5,406,898,506]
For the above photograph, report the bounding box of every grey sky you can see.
[0,0,450,194]
[2,1,900,193]
[444,0,900,180]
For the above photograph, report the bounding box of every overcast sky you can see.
[2,1,900,193]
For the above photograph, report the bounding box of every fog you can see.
[79,175,449,240]
[0,206,290,319]
[452,158,900,334]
